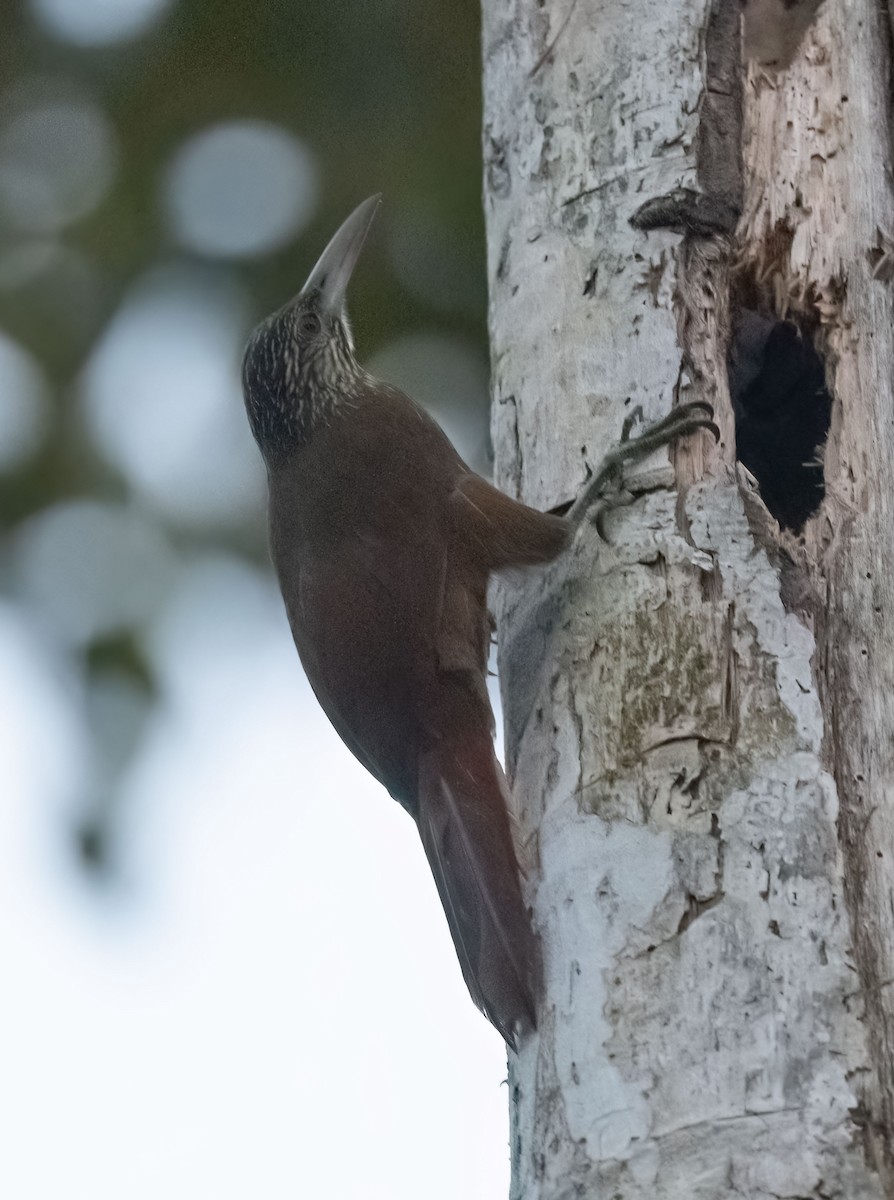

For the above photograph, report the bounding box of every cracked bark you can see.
[482,0,893,1196]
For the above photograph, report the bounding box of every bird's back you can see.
[267,384,472,809]
[265,372,571,1043]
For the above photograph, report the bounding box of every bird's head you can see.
[242,194,380,465]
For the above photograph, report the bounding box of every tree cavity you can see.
[727,306,833,533]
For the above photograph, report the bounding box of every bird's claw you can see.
[591,488,638,540]
[569,401,718,534]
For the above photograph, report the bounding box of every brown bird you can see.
[241,196,716,1047]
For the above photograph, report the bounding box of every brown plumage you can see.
[242,196,717,1046]
[270,380,571,1043]
[242,197,568,1046]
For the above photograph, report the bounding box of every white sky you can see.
[0,559,510,1199]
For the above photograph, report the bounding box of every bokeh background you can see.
[0,1,510,1196]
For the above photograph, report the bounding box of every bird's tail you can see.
[417,720,542,1049]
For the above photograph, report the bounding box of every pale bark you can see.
[482,1,894,1196]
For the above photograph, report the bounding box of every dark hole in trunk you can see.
[728,309,832,532]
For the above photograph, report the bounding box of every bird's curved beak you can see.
[299,194,381,316]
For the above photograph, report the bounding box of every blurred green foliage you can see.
[1,0,487,872]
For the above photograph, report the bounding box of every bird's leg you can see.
[567,400,719,531]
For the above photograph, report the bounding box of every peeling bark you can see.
[482,0,892,1195]
[736,2,894,1185]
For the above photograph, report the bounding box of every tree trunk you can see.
[482,1,894,1195]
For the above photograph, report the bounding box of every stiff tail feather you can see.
[417,731,542,1049]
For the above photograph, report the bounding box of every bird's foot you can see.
[568,401,719,535]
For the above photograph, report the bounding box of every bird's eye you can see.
[300,313,321,337]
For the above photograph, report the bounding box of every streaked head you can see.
[242,194,381,464]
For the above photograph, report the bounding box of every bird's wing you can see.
[284,526,446,812]
[269,389,545,1042]
[433,471,568,678]
[410,470,554,1044]
[269,391,460,810]
[449,472,569,571]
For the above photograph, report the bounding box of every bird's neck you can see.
[250,356,371,468]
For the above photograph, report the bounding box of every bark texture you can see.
[738,2,894,1185]
[482,1,893,1195]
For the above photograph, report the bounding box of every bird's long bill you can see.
[298,194,381,315]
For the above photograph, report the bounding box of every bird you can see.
[241,195,717,1047]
